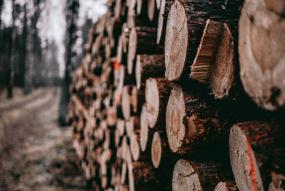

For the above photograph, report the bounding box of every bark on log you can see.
[190,19,235,99]
[127,27,163,74]
[229,120,285,191]
[172,159,231,191]
[135,54,165,89]
[164,0,242,81]
[165,85,228,154]
[239,0,285,110]
[145,78,172,128]
[128,161,158,191]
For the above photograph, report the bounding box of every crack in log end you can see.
[268,87,281,107]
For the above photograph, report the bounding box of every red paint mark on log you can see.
[114,59,121,71]
[247,141,257,191]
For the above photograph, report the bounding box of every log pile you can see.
[67,0,285,190]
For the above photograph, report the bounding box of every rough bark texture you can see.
[172,159,231,191]
[135,54,165,89]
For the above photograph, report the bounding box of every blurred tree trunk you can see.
[7,0,16,99]
[58,0,80,126]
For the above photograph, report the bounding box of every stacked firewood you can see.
[67,0,285,190]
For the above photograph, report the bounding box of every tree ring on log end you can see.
[128,28,138,74]
[145,78,160,128]
[151,132,162,168]
[122,86,131,120]
[166,85,186,153]
[140,105,149,152]
[130,134,140,161]
[172,159,202,191]
[229,125,264,191]
[239,0,285,110]
[164,1,188,81]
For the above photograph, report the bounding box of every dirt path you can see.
[0,88,90,191]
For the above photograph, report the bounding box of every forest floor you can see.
[0,88,91,191]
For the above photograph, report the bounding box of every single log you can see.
[127,27,163,74]
[172,159,231,191]
[214,181,238,191]
[156,0,173,44]
[190,19,235,99]
[139,104,151,152]
[135,54,165,89]
[166,85,227,154]
[239,0,285,110]
[130,131,142,161]
[229,121,285,191]
[128,161,158,191]
[122,86,131,120]
[151,131,171,168]
[145,78,172,129]
[164,0,242,81]
[147,0,156,21]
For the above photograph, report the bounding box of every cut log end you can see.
[156,0,165,44]
[229,125,264,191]
[145,78,160,128]
[164,1,188,81]
[147,0,156,21]
[190,20,235,99]
[239,0,285,110]
[166,85,186,153]
[122,86,131,120]
[140,105,150,152]
[135,55,142,89]
[172,159,202,191]
[214,181,238,191]
[130,134,141,161]
[151,131,162,168]
[128,28,137,75]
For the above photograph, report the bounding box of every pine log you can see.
[139,104,151,152]
[172,159,231,191]
[229,121,285,191]
[122,86,132,120]
[190,19,235,99]
[128,161,158,191]
[135,54,165,89]
[214,181,238,191]
[145,78,172,128]
[166,85,227,154]
[156,0,173,44]
[151,131,172,168]
[164,0,242,81]
[127,27,163,74]
[239,0,285,110]
[147,0,157,21]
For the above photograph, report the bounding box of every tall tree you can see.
[58,0,80,126]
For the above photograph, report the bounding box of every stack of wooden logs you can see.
[67,0,285,190]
